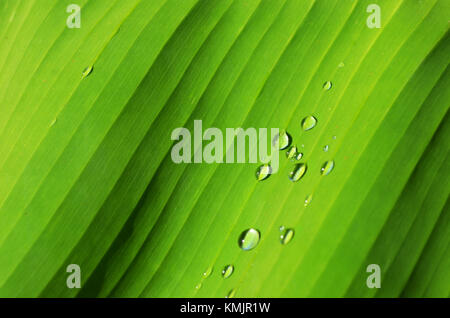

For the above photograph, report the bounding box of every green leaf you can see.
[0,0,448,297]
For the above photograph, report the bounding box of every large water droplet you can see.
[321,160,335,176]
[82,65,93,78]
[273,130,291,150]
[226,288,236,298]
[286,146,297,160]
[222,265,234,279]
[304,194,313,206]
[296,152,303,160]
[280,228,295,245]
[255,164,271,181]
[301,116,317,131]
[203,266,213,278]
[323,81,332,90]
[289,163,307,182]
[238,228,260,251]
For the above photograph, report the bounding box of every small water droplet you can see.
[323,81,332,90]
[82,65,93,78]
[50,118,57,127]
[203,266,213,278]
[338,62,345,68]
[255,164,271,181]
[238,228,260,251]
[195,283,202,290]
[286,146,297,160]
[321,160,335,176]
[289,163,307,182]
[280,228,295,245]
[273,130,291,150]
[323,145,329,152]
[301,116,317,131]
[222,265,234,279]
[296,152,303,160]
[226,288,236,298]
[279,225,285,232]
[304,194,313,206]
[333,135,337,140]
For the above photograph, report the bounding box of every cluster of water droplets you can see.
[200,81,338,297]
[256,111,335,183]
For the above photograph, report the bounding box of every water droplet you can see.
[323,145,329,152]
[226,288,236,298]
[50,118,57,127]
[203,266,213,278]
[82,66,93,79]
[323,81,332,90]
[222,265,234,279]
[304,194,313,206]
[321,160,335,176]
[195,283,202,290]
[296,152,303,160]
[279,225,285,232]
[301,116,317,131]
[255,164,271,181]
[272,130,291,150]
[333,135,337,140]
[289,163,307,182]
[286,146,297,160]
[338,62,345,68]
[280,228,295,245]
[238,228,260,251]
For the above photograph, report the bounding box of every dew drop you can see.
[203,266,213,278]
[272,130,291,150]
[279,225,285,232]
[301,116,317,131]
[195,283,202,290]
[226,288,236,298]
[323,81,332,90]
[338,62,345,68]
[296,152,303,160]
[222,265,234,279]
[82,65,93,78]
[255,164,271,181]
[280,228,295,245]
[323,145,329,152]
[333,135,337,140]
[286,146,297,160]
[321,160,335,176]
[238,228,260,251]
[289,163,307,182]
[304,194,313,206]
[50,118,57,127]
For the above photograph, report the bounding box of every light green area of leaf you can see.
[0,0,448,297]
